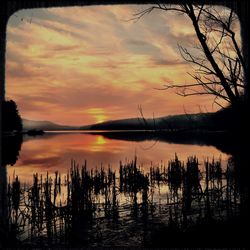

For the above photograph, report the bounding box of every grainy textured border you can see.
[0,1,249,247]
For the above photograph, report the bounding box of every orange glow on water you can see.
[7,133,230,183]
[96,136,106,145]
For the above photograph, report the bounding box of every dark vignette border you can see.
[0,1,249,248]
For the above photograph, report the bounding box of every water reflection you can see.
[7,132,229,182]
[1,132,249,247]
[1,134,23,166]
[4,156,248,247]
[0,134,23,248]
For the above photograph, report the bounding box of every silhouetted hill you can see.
[22,119,83,131]
[24,111,226,132]
[82,112,217,131]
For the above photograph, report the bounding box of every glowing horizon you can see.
[5,5,240,126]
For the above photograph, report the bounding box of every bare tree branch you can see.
[132,4,245,109]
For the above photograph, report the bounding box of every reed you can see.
[6,155,241,247]
[167,154,184,192]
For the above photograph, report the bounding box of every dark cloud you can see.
[6,30,28,46]
[124,38,162,56]
[36,45,82,60]
[6,60,56,82]
[150,58,186,67]
[8,8,87,31]
[6,63,40,78]
[127,39,151,46]
[168,32,198,47]
[88,59,132,69]
[50,44,81,52]
[31,19,90,42]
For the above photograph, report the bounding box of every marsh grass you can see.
[6,155,240,247]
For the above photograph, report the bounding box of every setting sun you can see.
[95,116,106,123]
[5,5,237,126]
[87,108,108,124]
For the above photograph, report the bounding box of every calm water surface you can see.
[8,131,229,182]
[4,131,246,248]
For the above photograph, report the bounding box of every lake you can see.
[3,131,247,247]
[7,131,230,182]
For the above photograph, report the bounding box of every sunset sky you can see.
[5,5,239,126]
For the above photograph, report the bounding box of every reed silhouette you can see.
[4,155,244,247]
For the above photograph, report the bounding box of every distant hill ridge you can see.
[81,112,217,131]
[22,119,81,131]
[23,112,221,132]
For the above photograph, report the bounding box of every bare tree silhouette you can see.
[133,3,246,110]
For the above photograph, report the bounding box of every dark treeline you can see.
[4,155,246,247]
[2,100,22,132]
[85,106,249,133]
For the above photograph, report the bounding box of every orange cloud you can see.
[5,5,240,125]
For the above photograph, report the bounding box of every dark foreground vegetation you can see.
[3,155,248,247]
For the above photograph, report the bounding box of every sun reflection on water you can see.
[7,133,229,183]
